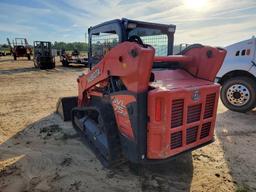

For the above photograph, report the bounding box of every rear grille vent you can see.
[200,122,211,139]
[171,99,184,128]
[170,131,182,149]
[186,126,198,144]
[204,93,216,119]
[187,104,202,123]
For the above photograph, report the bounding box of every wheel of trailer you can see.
[221,76,256,112]
[71,99,123,167]
[62,60,69,67]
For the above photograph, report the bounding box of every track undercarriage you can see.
[71,98,125,167]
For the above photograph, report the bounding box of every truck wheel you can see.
[221,76,256,112]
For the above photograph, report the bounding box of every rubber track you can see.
[71,99,125,168]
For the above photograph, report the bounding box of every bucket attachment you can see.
[56,96,77,121]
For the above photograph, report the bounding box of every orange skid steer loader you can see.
[57,18,226,167]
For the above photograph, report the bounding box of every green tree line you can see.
[53,42,88,52]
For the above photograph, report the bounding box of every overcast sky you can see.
[0,0,255,46]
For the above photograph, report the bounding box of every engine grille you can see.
[186,126,198,144]
[204,93,216,119]
[187,104,202,123]
[169,93,216,150]
[200,122,211,139]
[171,99,184,128]
[170,131,182,149]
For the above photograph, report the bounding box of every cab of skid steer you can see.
[88,18,176,68]
[57,18,177,121]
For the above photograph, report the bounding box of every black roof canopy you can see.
[88,18,176,35]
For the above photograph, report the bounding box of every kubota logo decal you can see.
[87,68,100,83]
[192,90,200,101]
[112,97,127,116]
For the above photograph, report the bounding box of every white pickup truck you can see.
[216,36,256,112]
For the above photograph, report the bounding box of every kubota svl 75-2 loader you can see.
[57,18,226,167]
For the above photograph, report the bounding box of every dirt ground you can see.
[0,56,255,192]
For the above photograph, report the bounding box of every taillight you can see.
[155,98,162,121]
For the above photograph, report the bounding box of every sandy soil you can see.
[0,56,255,192]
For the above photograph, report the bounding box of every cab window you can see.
[128,27,168,56]
[91,32,119,65]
